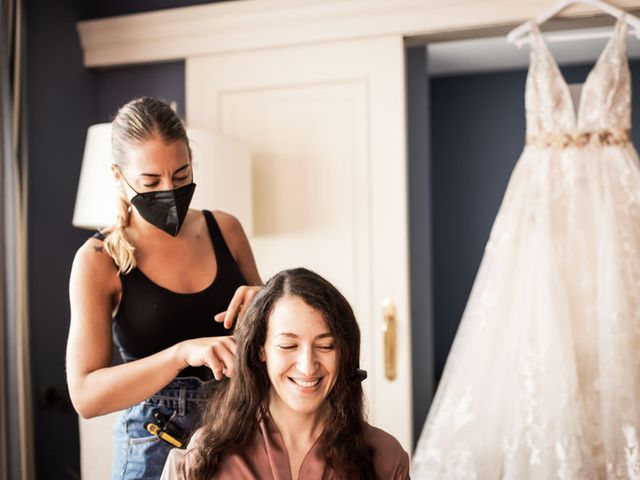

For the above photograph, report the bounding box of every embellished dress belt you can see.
[526,129,631,148]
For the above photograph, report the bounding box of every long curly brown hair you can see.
[190,267,376,478]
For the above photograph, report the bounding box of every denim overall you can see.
[111,377,218,479]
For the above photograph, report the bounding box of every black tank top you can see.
[94,210,247,379]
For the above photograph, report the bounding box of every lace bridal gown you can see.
[412,17,640,480]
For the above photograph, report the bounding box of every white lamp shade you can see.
[72,124,118,230]
[72,123,253,235]
[188,128,253,235]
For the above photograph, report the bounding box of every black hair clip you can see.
[353,368,368,382]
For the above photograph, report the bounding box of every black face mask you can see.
[121,174,196,237]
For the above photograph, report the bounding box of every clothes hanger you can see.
[507,0,640,48]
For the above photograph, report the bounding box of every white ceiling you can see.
[428,26,640,76]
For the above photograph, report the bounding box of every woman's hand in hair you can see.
[214,285,262,329]
[175,336,237,380]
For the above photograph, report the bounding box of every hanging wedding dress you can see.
[412,16,640,480]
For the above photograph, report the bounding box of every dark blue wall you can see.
[27,1,97,477]
[406,47,434,449]
[430,68,526,384]
[82,0,222,19]
[95,62,186,121]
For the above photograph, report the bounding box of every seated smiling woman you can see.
[161,267,409,480]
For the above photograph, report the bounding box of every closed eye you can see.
[316,344,335,351]
[143,176,190,188]
[278,345,297,350]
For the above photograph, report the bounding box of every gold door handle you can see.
[382,298,397,381]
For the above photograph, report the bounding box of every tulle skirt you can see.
[411,144,640,480]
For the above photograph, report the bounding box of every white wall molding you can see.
[77,0,640,67]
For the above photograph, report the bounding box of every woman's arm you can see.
[66,239,235,418]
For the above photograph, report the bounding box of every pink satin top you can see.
[161,414,410,479]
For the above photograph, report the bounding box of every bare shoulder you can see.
[211,210,248,251]
[71,234,118,285]
[212,210,245,236]
[364,423,410,479]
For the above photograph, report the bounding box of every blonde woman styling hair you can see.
[66,97,262,479]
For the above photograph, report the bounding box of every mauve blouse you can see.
[160,414,410,479]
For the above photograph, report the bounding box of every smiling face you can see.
[261,295,338,417]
